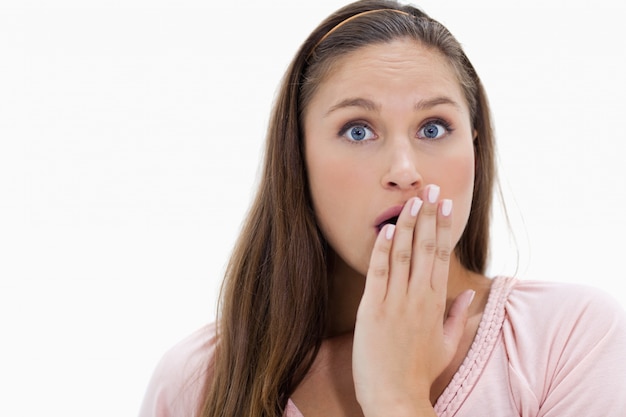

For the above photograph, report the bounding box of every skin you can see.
[292,38,492,417]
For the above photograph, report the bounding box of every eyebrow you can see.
[325,98,380,116]
[415,96,462,111]
[324,95,462,117]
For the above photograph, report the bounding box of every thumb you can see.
[442,289,476,349]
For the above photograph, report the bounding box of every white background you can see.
[1,0,625,416]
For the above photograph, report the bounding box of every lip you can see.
[374,204,405,232]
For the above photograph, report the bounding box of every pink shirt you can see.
[139,277,626,416]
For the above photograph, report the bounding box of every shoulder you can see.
[505,278,626,333]
[497,278,626,413]
[138,323,217,417]
[502,278,626,349]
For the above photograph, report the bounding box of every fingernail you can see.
[466,290,476,308]
[410,197,423,217]
[385,224,395,240]
[441,199,453,216]
[428,185,440,203]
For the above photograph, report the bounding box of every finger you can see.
[409,184,439,291]
[386,197,422,298]
[430,199,453,293]
[442,289,475,351]
[362,224,395,305]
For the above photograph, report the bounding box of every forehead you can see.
[308,38,467,112]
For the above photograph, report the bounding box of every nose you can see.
[380,141,422,191]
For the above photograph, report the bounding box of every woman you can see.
[139,1,626,416]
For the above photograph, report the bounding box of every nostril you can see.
[386,180,419,189]
[383,163,421,190]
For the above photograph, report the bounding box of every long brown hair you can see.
[199,1,495,416]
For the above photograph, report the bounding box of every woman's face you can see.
[303,38,476,276]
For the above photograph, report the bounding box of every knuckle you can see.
[438,215,452,227]
[433,299,445,314]
[397,219,415,231]
[421,204,438,217]
[392,249,412,265]
[371,265,389,279]
[436,246,452,262]
[376,240,391,255]
[420,239,437,254]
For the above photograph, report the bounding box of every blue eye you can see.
[418,121,450,140]
[340,123,376,142]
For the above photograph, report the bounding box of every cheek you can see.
[306,148,365,229]
[446,152,475,194]
[442,151,475,242]
[305,145,377,272]
[309,153,354,197]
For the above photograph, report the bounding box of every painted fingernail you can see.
[441,199,453,216]
[385,224,396,240]
[410,197,423,217]
[428,185,440,203]
[466,290,476,309]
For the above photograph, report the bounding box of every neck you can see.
[325,252,478,337]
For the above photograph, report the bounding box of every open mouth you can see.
[376,215,399,233]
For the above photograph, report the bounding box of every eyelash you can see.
[419,118,454,140]
[337,118,454,143]
[338,121,376,144]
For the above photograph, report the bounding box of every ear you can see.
[473,129,478,142]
